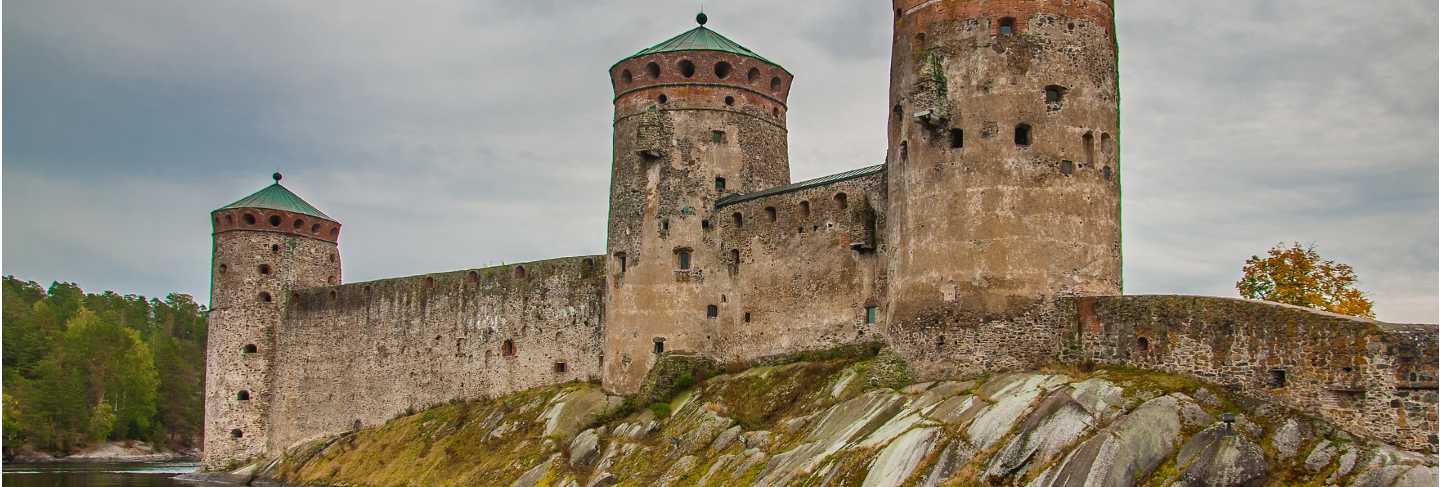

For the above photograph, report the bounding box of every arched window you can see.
[621,69,633,84]
[765,207,777,222]
[799,201,811,219]
[1045,85,1065,108]
[747,67,760,82]
[714,61,732,79]
[225,214,234,225]
[243,214,256,225]
[231,429,244,439]
[502,339,516,357]
[999,17,1016,35]
[258,292,272,303]
[729,249,740,275]
[514,265,527,279]
[770,77,782,92]
[706,305,718,319]
[715,177,726,192]
[675,248,692,270]
[678,59,696,78]
[237,390,251,401]
[1136,336,1150,352]
[242,344,258,354]
[834,193,848,209]
[1014,124,1032,146]
[732,212,744,227]
[311,223,321,233]
[614,252,628,274]
[1083,132,1096,166]
[653,339,665,354]
[424,276,435,288]
[646,62,661,79]
[1101,133,1114,162]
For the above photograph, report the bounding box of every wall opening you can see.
[268,215,282,227]
[675,248,692,270]
[714,61,732,79]
[1060,160,1075,176]
[834,193,848,209]
[1136,336,1150,352]
[353,420,363,431]
[1014,124,1032,146]
[747,67,760,82]
[468,271,480,283]
[732,212,744,227]
[1101,133,1114,162]
[311,223,321,233]
[646,62,660,79]
[1083,131,1095,167]
[729,249,740,275]
[893,104,903,123]
[237,390,251,401]
[702,220,712,231]
[514,266,527,279]
[230,429,243,439]
[744,312,752,323]
[242,344,257,354]
[218,264,228,274]
[770,77,782,92]
[949,128,964,149]
[621,69,633,84]
[243,214,256,225]
[765,207,777,222]
[271,244,280,253]
[1045,85,1065,108]
[425,276,435,288]
[582,258,595,277]
[658,94,669,104]
[258,292,272,303]
[724,96,735,106]
[292,219,304,229]
[706,305,718,319]
[865,306,878,324]
[900,141,908,160]
[258,264,271,275]
[225,214,234,225]
[936,335,946,351]
[711,130,726,143]
[329,290,337,301]
[553,362,568,373]
[715,177,727,192]
[999,17,1016,35]
[1269,369,1288,388]
[678,59,696,78]
[799,201,811,219]
[615,252,628,274]
[502,339,516,357]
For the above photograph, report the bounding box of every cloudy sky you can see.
[4,1,1436,322]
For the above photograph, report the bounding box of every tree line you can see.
[2,276,207,454]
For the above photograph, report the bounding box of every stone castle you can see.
[203,1,1438,469]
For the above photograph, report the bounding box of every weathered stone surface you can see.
[862,427,942,487]
[1028,395,1184,487]
[710,425,741,452]
[920,441,977,487]
[1174,424,1268,487]
[568,428,602,467]
[1271,419,1307,462]
[759,390,905,484]
[967,374,1069,450]
[1303,439,1336,473]
[509,454,558,487]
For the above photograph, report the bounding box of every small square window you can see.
[706,305,718,319]
[553,362,567,373]
[715,177,727,192]
[865,306,878,324]
[948,128,963,149]
[711,130,726,143]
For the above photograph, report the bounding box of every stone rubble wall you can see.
[1065,295,1438,452]
[264,255,606,455]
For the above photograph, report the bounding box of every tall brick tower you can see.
[602,13,793,393]
[885,2,1121,330]
[204,173,341,468]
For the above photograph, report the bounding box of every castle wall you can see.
[265,256,605,454]
[707,168,889,364]
[1067,295,1438,452]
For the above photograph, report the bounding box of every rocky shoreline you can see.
[4,441,198,464]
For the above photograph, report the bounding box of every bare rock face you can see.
[568,428,602,468]
[1173,423,1268,487]
[1027,395,1186,487]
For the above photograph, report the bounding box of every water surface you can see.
[2,461,199,487]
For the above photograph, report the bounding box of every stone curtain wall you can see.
[708,171,888,365]
[265,256,605,454]
[1067,295,1438,452]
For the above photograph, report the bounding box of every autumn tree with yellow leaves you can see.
[1235,243,1375,318]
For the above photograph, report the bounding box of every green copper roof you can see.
[216,175,333,221]
[613,14,788,74]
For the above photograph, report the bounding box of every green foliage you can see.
[1,276,207,453]
[647,402,672,418]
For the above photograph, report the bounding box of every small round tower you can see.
[602,13,793,393]
[203,173,341,468]
[885,1,1121,326]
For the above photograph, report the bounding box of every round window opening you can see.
[311,223,321,233]
[645,62,660,79]
[268,215,282,226]
[724,96,735,106]
[678,60,696,78]
[714,61,732,79]
[770,77,782,92]
[293,219,304,229]
[621,69,633,84]
[243,214,256,225]
[658,94,669,104]
[747,67,760,82]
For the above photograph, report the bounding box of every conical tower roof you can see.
[612,13,788,74]
[215,173,334,221]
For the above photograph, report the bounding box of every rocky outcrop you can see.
[249,357,1438,487]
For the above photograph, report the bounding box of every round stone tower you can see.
[885,1,1121,326]
[602,13,793,393]
[203,173,341,468]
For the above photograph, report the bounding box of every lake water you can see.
[2,461,200,486]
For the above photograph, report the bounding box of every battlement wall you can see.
[265,255,605,454]
[705,167,889,365]
[1066,295,1438,452]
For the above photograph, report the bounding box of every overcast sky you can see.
[4,1,1436,323]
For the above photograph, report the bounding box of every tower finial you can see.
[696,11,707,26]
[273,172,283,183]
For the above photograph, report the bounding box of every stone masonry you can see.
[203,3,1437,469]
